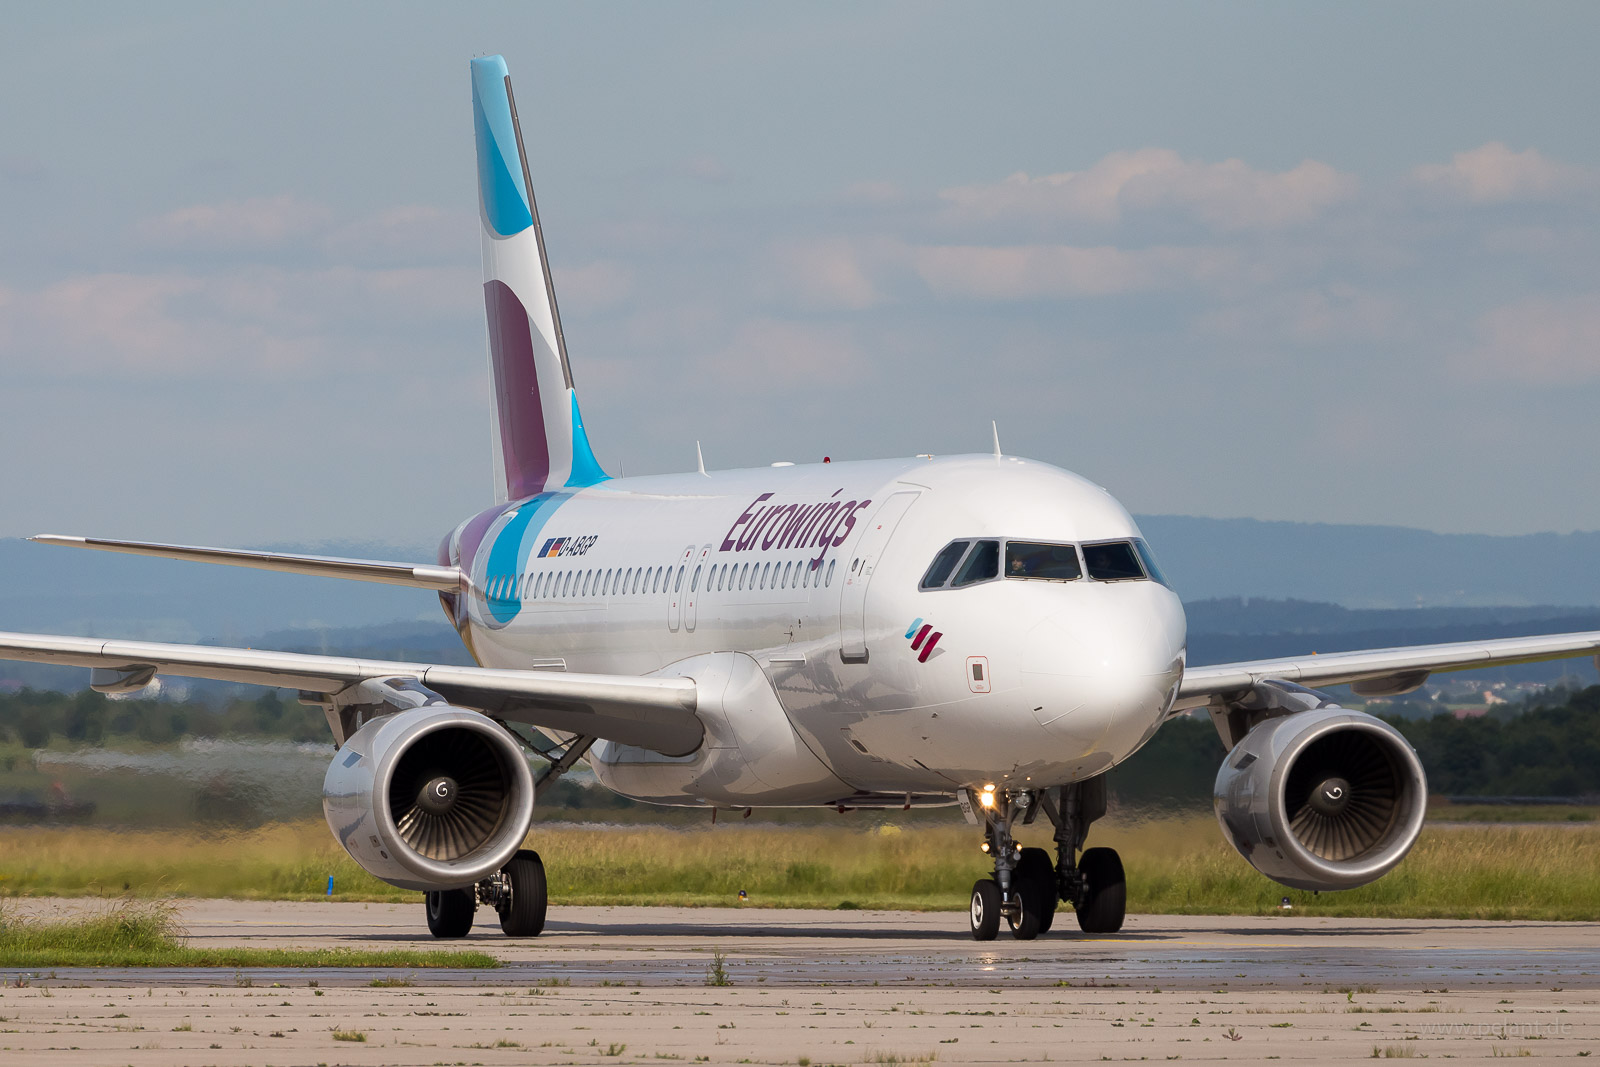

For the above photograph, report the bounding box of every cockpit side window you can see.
[951,539,1000,587]
[1083,540,1145,582]
[1133,539,1171,589]
[1005,541,1082,581]
[920,540,970,589]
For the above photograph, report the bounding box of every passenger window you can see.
[674,565,684,593]
[921,540,970,589]
[691,565,702,592]
[1005,541,1082,582]
[952,540,1000,587]
[1083,540,1145,582]
[561,572,571,597]
[782,561,792,588]
[826,559,836,586]
[1134,539,1172,588]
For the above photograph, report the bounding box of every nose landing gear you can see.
[967,778,1125,940]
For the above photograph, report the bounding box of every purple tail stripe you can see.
[484,280,550,498]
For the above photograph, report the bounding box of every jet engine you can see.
[1213,708,1427,891]
[322,707,534,892]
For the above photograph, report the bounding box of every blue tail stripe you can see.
[470,55,533,238]
[566,392,609,488]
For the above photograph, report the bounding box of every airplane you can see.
[4,54,1599,942]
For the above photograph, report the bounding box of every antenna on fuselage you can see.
[991,421,1002,459]
[696,441,708,477]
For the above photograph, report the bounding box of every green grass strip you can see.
[0,946,499,968]
[0,899,498,969]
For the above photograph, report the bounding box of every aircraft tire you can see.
[425,888,476,939]
[1017,847,1057,934]
[1075,847,1126,934]
[969,878,1001,941]
[497,848,548,937]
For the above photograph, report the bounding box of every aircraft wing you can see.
[1173,630,1600,713]
[0,631,702,756]
[30,535,462,592]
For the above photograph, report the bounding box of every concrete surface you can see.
[0,900,1596,1064]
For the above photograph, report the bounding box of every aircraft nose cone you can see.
[1022,585,1186,746]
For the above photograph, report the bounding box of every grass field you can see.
[2,815,1597,920]
[0,898,499,968]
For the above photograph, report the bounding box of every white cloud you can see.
[1411,143,1593,204]
[940,149,1357,230]
[0,265,477,380]
[136,195,332,251]
[767,238,883,309]
[1462,293,1600,385]
[322,205,474,264]
[1194,285,1406,346]
[557,261,636,314]
[910,243,1237,300]
[699,318,859,383]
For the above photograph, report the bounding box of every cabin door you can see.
[838,491,920,662]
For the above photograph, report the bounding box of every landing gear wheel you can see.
[497,848,548,937]
[424,888,476,939]
[969,879,1001,941]
[1005,883,1046,941]
[1017,847,1058,934]
[1074,846,1126,934]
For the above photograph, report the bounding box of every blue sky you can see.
[3,2,1598,545]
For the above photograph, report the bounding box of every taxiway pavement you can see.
[1,901,1595,1065]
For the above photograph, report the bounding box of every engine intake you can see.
[1213,709,1426,891]
[323,707,534,891]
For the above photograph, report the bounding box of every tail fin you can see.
[470,55,607,501]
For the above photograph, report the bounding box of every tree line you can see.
[2,685,1597,805]
[1108,686,1600,807]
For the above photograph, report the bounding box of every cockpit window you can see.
[1005,541,1082,581]
[951,539,1000,587]
[920,540,970,589]
[1083,540,1145,581]
[1133,539,1171,588]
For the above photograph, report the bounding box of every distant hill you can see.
[4,515,1600,695]
[1185,598,1600,685]
[0,538,439,641]
[1134,515,1600,608]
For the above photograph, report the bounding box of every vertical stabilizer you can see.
[471,55,607,501]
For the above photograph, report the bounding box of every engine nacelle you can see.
[1213,708,1427,891]
[322,707,534,891]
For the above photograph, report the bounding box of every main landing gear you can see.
[424,848,548,938]
[968,778,1126,941]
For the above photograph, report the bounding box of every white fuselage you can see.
[443,454,1187,807]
